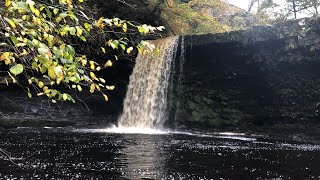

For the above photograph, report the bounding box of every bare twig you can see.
[115,0,137,9]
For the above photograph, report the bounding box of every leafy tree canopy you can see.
[250,0,319,23]
[0,0,165,103]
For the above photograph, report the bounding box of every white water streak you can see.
[117,37,179,129]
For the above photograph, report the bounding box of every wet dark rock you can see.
[168,18,320,131]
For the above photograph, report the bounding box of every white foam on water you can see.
[216,135,257,141]
[219,132,246,136]
[76,125,170,135]
[76,126,256,142]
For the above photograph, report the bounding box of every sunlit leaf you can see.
[102,93,108,102]
[90,83,95,93]
[62,93,68,101]
[101,47,106,54]
[38,81,44,88]
[77,85,82,91]
[9,64,24,76]
[126,47,134,54]
[0,52,10,61]
[4,17,16,29]
[104,60,113,67]
[69,27,76,35]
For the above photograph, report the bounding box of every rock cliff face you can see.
[1,15,320,131]
[168,18,320,130]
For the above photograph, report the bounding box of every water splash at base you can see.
[78,125,169,134]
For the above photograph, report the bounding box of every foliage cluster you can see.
[251,0,320,24]
[0,0,164,103]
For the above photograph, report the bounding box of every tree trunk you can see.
[292,0,297,19]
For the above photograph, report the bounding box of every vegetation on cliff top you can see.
[149,0,255,35]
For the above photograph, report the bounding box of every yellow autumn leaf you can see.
[77,85,82,91]
[53,8,59,15]
[43,86,49,92]
[90,72,98,80]
[38,81,44,88]
[48,66,56,80]
[5,0,11,7]
[89,61,95,70]
[62,93,68,101]
[66,0,72,5]
[90,83,95,93]
[99,78,106,83]
[56,77,63,85]
[101,47,106,54]
[106,85,115,90]
[0,52,10,61]
[103,93,108,102]
[95,84,101,91]
[104,60,112,67]
[95,17,105,29]
[122,23,127,33]
[76,26,83,37]
[7,19,16,29]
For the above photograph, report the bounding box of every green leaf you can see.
[9,64,24,76]
[10,36,18,45]
[101,47,106,53]
[120,44,125,50]
[28,92,32,98]
[38,47,49,55]
[4,17,16,29]
[84,23,91,30]
[76,26,83,37]
[67,45,75,56]
[80,36,86,41]
[69,27,76,35]
[56,17,62,23]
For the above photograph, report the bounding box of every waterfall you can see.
[118,36,179,129]
[174,36,186,122]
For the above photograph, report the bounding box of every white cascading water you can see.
[117,36,179,129]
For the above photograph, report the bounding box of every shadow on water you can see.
[1,127,320,179]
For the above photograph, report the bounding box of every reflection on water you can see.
[119,134,165,179]
[1,127,320,179]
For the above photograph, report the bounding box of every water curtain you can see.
[118,37,179,129]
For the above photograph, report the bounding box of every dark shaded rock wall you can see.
[168,19,320,129]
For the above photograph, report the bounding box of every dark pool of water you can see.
[1,127,320,179]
